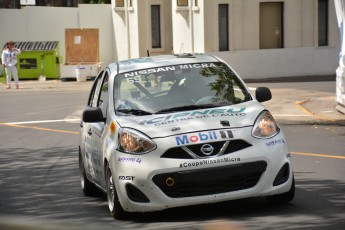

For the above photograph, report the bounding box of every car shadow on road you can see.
[129,177,345,229]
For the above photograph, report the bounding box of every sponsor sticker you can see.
[265,138,286,147]
[118,157,142,164]
[140,107,246,127]
[175,130,234,146]
[180,157,241,168]
[119,176,135,180]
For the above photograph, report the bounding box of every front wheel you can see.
[266,176,295,205]
[105,165,128,219]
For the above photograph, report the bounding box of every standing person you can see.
[2,41,21,89]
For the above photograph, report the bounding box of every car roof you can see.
[109,53,221,75]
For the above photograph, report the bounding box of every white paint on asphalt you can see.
[6,118,80,125]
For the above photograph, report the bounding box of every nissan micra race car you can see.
[79,53,295,219]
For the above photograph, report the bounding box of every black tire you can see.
[266,176,295,205]
[79,152,99,196]
[105,165,129,220]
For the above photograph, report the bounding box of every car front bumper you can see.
[109,129,293,212]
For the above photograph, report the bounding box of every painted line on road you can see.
[291,151,345,160]
[295,100,337,122]
[0,122,80,135]
[6,118,80,125]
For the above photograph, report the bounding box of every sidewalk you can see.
[258,84,345,124]
[1,79,345,124]
[300,96,345,122]
[0,79,93,92]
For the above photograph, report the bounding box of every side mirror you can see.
[82,107,105,123]
[255,87,272,102]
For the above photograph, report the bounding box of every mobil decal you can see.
[175,130,234,146]
[176,131,217,146]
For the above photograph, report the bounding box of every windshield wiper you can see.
[156,104,219,114]
[117,109,152,116]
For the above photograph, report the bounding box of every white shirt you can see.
[2,48,21,67]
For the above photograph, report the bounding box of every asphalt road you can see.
[0,80,344,230]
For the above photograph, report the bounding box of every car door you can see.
[90,71,109,185]
[83,70,107,183]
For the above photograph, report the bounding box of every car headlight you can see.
[252,111,280,139]
[117,128,156,154]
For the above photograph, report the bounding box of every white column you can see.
[335,0,345,113]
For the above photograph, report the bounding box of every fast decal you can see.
[119,176,135,180]
[180,157,241,168]
[175,130,234,146]
[140,107,246,126]
[265,138,286,147]
[118,157,142,164]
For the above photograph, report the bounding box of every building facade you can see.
[0,0,341,80]
[111,0,339,79]
[0,0,113,8]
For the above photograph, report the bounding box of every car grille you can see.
[161,140,252,159]
[152,161,267,198]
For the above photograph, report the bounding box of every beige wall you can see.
[112,0,173,59]
[112,4,130,61]
[201,0,339,52]
[79,5,114,66]
[212,47,339,79]
[173,2,193,53]
[0,5,114,66]
[172,0,340,79]
[0,0,341,79]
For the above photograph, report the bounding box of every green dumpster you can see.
[3,41,61,79]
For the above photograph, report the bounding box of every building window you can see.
[219,4,229,51]
[151,5,162,48]
[318,0,328,46]
[194,0,198,7]
[116,0,124,7]
[177,0,188,7]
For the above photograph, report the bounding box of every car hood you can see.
[116,101,267,138]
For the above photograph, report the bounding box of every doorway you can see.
[260,2,284,49]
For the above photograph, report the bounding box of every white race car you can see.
[79,53,294,219]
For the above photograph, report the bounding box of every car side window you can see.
[88,71,105,107]
[98,71,109,116]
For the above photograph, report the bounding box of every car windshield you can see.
[114,62,252,116]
